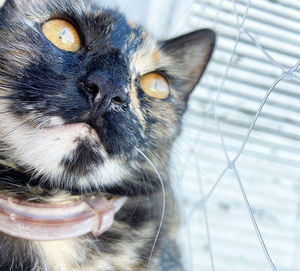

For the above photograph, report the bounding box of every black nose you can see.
[84,70,128,113]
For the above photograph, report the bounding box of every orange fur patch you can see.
[152,50,161,65]
[129,85,145,128]
[127,19,137,29]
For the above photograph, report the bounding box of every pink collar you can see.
[0,193,127,241]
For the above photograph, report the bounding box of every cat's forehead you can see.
[13,0,154,48]
[4,0,162,73]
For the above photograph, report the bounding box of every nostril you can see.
[111,93,126,104]
[86,74,102,97]
[110,92,129,108]
[111,96,123,105]
[87,82,99,96]
[79,80,98,98]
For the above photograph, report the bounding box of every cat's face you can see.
[0,0,215,194]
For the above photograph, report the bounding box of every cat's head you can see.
[0,0,215,195]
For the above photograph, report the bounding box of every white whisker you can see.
[135,147,166,271]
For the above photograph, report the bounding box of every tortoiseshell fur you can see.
[0,0,215,270]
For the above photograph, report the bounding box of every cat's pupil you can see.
[59,28,74,44]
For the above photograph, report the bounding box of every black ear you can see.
[161,29,216,100]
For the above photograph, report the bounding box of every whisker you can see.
[138,170,153,222]
[2,115,41,138]
[135,147,166,271]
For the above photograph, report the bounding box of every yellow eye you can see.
[139,73,170,99]
[41,19,80,52]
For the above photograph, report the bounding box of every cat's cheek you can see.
[0,120,97,174]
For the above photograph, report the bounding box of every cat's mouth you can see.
[44,122,101,146]
[50,122,101,143]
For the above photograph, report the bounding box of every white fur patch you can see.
[36,239,89,271]
[0,108,130,189]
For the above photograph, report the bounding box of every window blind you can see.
[169,0,300,270]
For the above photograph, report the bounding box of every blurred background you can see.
[2,0,300,270]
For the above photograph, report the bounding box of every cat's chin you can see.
[0,159,131,197]
[0,159,156,198]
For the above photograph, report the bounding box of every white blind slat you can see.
[172,0,300,270]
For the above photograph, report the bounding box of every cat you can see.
[0,0,215,270]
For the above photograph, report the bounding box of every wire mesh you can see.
[170,0,300,270]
